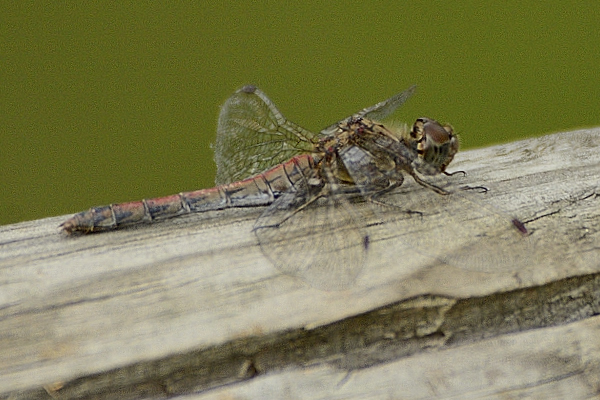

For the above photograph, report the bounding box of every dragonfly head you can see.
[409,117,459,175]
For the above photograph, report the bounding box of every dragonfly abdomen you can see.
[61,154,316,234]
[60,193,206,234]
[61,184,271,234]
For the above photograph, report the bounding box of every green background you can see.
[2,2,599,226]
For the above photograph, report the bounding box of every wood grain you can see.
[1,127,599,399]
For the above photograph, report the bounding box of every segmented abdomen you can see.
[61,154,316,233]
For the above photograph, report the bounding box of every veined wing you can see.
[253,169,373,291]
[371,177,533,278]
[320,85,417,137]
[334,117,532,282]
[215,85,318,185]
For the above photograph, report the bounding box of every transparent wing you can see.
[364,176,534,277]
[253,175,373,291]
[320,85,417,137]
[214,85,318,185]
[330,114,533,278]
[356,84,417,121]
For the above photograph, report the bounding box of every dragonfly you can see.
[62,85,525,289]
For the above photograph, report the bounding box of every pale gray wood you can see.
[194,315,600,400]
[0,127,599,399]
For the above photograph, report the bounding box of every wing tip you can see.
[240,84,257,94]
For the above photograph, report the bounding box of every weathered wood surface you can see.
[1,127,599,399]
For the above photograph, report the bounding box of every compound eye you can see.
[421,118,452,145]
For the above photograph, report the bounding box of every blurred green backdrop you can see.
[1,2,599,226]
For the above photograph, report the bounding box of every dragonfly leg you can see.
[444,169,467,177]
[459,185,489,194]
[369,196,424,218]
[369,181,402,198]
[408,171,450,195]
[366,182,424,218]
[253,190,324,230]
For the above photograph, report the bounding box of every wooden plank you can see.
[195,314,600,400]
[0,127,599,399]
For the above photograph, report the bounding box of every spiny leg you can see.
[366,182,424,219]
[444,170,466,177]
[408,171,450,195]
